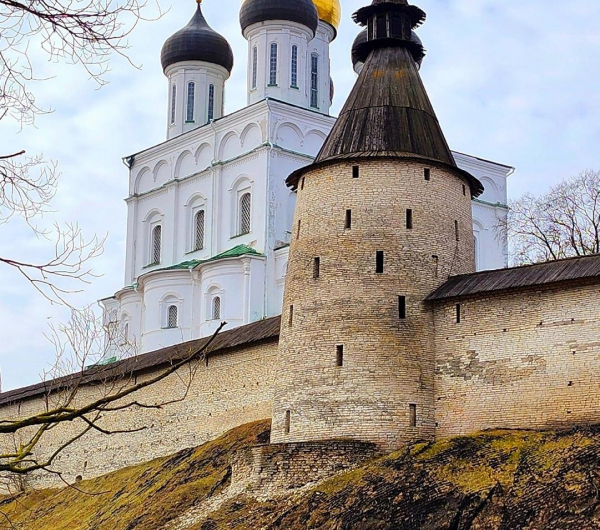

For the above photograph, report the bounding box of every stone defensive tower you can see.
[271,0,484,450]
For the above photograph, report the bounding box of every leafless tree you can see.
[1,0,161,305]
[498,170,600,265]
[0,0,218,506]
[0,306,226,485]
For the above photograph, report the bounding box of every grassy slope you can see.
[2,421,599,530]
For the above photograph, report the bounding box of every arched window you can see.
[310,53,319,108]
[208,84,215,121]
[123,323,129,341]
[290,45,298,88]
[212,296,221,320]
[269,43,278,86]
[194,210,205,251]
[167,305,178,328]
[170,84,177,124]
[151,225,162,265]
[186,82,195,122]
[238,193,251,235]
[252,46,258,89]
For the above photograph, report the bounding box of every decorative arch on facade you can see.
[144,209,164,266]
[304,129,327,156]
[218,131,240,162]
[473,218,485,270]
[229,175,253,237]
[240,123,262,150]
[195,142,213,169]
[159,292,183,329]
[174,150,196,179]
[275,122,303,150]
[184,193,208,253]
[133,167,152,195]
[153,160,171,187]
[479,177,500,201]
[119,311,131,345]
[204,284,224,321]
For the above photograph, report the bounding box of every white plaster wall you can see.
[453,151,512,271]
[165,61,228,140]
[245,22,314,109]
[105,98,511,355]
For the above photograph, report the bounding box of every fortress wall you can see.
[433,280,600,438]
[231,440,378,497]
[0,339,279,490]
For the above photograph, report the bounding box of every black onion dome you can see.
[240,0,319,36]
[161,4,234,73]
[351,28,425,70]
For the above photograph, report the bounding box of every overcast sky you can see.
[1,0,600,391]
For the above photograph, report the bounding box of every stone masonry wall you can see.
[434,280,600,438]
[272,159,476,450]
[0,340,279,490]
[231,440,378,497]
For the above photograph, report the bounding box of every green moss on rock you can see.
[1,422,599,530]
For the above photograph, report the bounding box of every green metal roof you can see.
[157,244,264,272]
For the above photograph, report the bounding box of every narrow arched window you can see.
[252,46,258,89]
[151,225,162,265]
[194,210,205,251]
[208,84,215,122]
[290,45,298,88]
[212,296,221,320]
[310,53,319,108]
[269,43,278,86]
[186,82,195,122]
[170,85,177,124]
[167,305,178,328]
[239,193,251,235]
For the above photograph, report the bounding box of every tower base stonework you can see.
[271,159,475,451]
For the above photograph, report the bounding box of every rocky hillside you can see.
[1,420,599,529]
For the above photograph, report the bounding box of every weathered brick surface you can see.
[231,440,378,496]
[272,160,475,450]
[433,281,600,437]
[0,341,279,489]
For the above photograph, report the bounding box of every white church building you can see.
[100,0,513,355]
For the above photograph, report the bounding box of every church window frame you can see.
[194,209,205,251]
[212,296,221,320]
[238,192,252,236]
[252,46,258,89]
[167,305,178,328]
[269,43,278,86]
[310,53,319,108]
[290,44,298,88]
[186,81,195,123]
[170,84,177,125]
[208,83,215,122]
[150,224,162,266]
[160,294,182,330]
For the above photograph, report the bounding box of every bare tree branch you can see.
[497,170,600,265]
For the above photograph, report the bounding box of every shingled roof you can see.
[286,0,483,197]
[426,254,600,301]
[0,316,281,407]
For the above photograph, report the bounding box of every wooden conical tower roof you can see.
[287,0,483,197]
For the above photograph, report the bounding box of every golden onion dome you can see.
[313,0,341,30]
[240,0,341,31]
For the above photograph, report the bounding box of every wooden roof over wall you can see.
[426,254,600,301]
[0,316,281,407]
